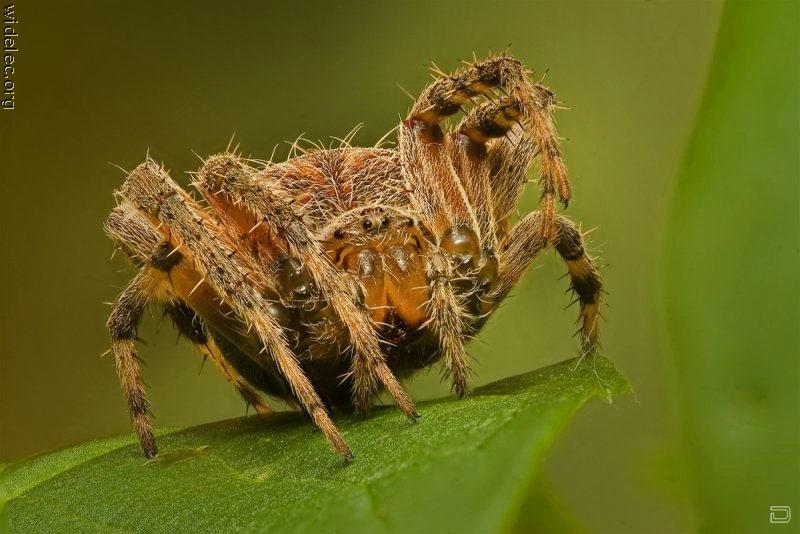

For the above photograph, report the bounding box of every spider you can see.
[105,54,603,460]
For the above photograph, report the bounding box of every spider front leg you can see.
[403,57,560,396]
[494,212,603,352]
[401,81,492,397]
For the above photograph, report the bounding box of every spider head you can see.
[324,206,417,244]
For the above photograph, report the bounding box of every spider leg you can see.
[426,250,473,397]
[395,129,473,397]
[410,54,568,240]
[106,203,264,354]
[106,270,270,460]
[450,97,525,251]
[106,268,161,458]
[484,120,537,243]
[402,64,508,397]
[105,205,273,458]
[400,99,478,239]
[116,160,352,459]
[195,154,417,418]
[401,56,575,395]
[162,300,271,414]
[396,126,479,397]
[494,212,603,353]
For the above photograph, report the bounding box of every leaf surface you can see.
[2,356,627,534]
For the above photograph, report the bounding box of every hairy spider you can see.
[105,54,603,460]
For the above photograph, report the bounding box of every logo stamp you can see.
[770,505,791,524]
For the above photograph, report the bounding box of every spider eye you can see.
[381,217,390,228]
[334,228,345,239]
[362,219,373,230]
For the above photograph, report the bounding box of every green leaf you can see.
[665,2,800,532]
[2,356,626,534]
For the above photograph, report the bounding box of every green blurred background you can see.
[1,1,797,533]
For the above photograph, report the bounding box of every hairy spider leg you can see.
[494,213,603,353]
[106,205,278,457]
[106,269,161,458]
[115,160,352,459]
[162,300,272,414]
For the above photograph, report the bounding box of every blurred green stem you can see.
[666,1,800,531]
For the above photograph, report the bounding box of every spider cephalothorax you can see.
[106,54,603,460]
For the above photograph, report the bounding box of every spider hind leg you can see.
[163,300,272,415]
[106,269,162,458]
